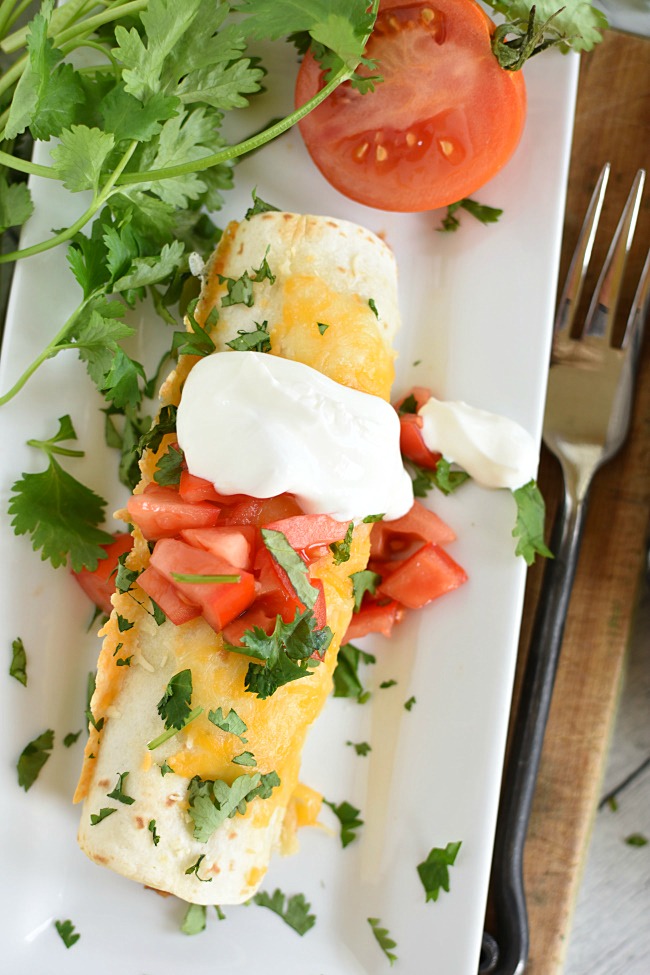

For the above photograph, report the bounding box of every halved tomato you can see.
[295,0,526,212]
[72,532,133,615]
[127,485,221,540]
[377,541,467,608]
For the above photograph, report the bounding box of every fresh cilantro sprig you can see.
[438,198,503,233]
[54,919,81,949]
[187,769,280,842]
[16,728,54,791]
[8,416,114,572]
[157,669,194,730]
[484,1,607,69]
[253,889,316,935]
[417,841,462,902]
[323,798,364,848]
[367,916,398,965]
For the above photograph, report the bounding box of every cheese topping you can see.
[176,351,413,521]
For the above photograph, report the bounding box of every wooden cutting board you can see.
[489,28,650,975]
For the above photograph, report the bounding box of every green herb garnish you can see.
[9,637,27,686]
[253,889,316,935]
[417,841,462,901]
[17,728,54,791]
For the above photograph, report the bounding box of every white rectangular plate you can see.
[0,43,578,975]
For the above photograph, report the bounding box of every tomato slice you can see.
[180,526,257,570]
[127,485,221,540]
[150,538,256,633]
[137,565,201,626]
[343,600,403,642]
[377,541,467,608]
[295,0,526,211]
[72,532,133,615]
[263,514,350,560]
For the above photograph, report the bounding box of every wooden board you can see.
[486,29,650,975]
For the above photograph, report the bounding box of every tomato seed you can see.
[376,145,388,162]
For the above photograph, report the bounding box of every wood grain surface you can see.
[486,28,650,975]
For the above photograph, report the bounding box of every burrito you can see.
[74,211,412,904]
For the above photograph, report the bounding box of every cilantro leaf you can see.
[138,404,178,457]
[438,198,503,233]
[172,298,216,357]
[64,731,82,747]
[486,0,607,56]
[347,740,371,756]
[367,916,398,965]
[330,522,354,565]
[208,706,248,742]
[245,189,279,220]
[54,919,80,949]
[154,443,184,486]
[324,798,363,848]
[625,833,648,847]
[148,819,160,846]
[10,637,27,686]
[260,528,318,610]
[405,457,469,498]
[17,729,54,791]
[157,669,194,730]
[253,889,316,936]
[185,853,212,881]
[70,303,135,389]
[332,642,376,702]
[350,570,381,612]
[9,422,113,572]
[226,609,331,700]
[404,695,416,711]
[50,125,116,193]
[107,771,136,805]
[181,902,206,935]
[416,841,462,902]
[0,175,34,233]
[101,348,147,410]
[112,240,185,293]
[100,86,180,143]
[225,321,271,353]
[512,480,553,565]
[218,270,255,307]
[232,751,257,766]
[90,807,117,826]
[187,770,280,843]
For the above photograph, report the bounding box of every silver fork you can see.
[479,164,650,975]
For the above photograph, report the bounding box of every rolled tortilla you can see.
[75,212,400,904]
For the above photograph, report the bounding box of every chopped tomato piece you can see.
[218,493,304,527]
[127,485,221,540]
[72,532,133,615]
[399,414,442,470]
[377,542,467,609]
[370,502,456,558]
[342,600,403,642]
[179,471,224,505]
[150,538,256,633]
[222,604,276,646]
[264,514,350,559]
[180,526,256,570]
[137,565,201,626]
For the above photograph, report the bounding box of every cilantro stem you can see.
[0,51,26,103]
[0,0,22,39]
[26,438,84,458]
[52,0,148,50]
[147,706,204,751]
[171,573,242,584]
[0,146,55,179]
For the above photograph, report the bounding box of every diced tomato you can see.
[218,493,304,527]
[222,604,276,646]
[255,546,327,630]
[150,538,256,633]
[179,471,224,505]
[399,414,442,470]
[72,532,134,615]
[137,565,201,626]
[377,542,467,609]
[180,526,256,570]
[264,514,350,560]
[342,600,403,642]
[370,502,456,559]
[127,485,221,540]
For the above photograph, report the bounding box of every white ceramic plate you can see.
[0,42,578,975]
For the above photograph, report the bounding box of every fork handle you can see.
[479,485,589,975]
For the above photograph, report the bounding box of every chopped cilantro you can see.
[368,297,379,318]
[138,405,178,457]
[171,572,241,584]
[347,740,371,757]
[85,670,104,733]
[215,905,226,921]
[116,613,134,632]
[362,513,384,523]
[625,833,648,847]
[181,902,206,936]
[187,770,280,843]
[398,393,418,414]
[317,322,329,334]
[244,188,280,220]
[157,669,194,730]
[153,443,184,486]
[350,570,381,612]
[63,730,82,747]
[54,919,80,949]
[207,706,248,742]
[115,553,139,594]
[107,770,135,805]
[438,197,503,233]
[330,522,354,565]
[323,798,363,848]
[332,643,376,702]
[260,528,319,609]
[404,696,417,711]
[148,706,203,751]
[253,889,316,935]
[218,270,255,307]
[512,480,553,565]
[225,321,271,353]
[90,806,117,826]
[172,298,216,358]
[380,679,397,689]
[185,854,212,882]
[417,841,462,901]
[368,916,398,965]
[9,637,27,686]
[160,760,174,776]
[232,751,257,766]
[148,819,160,846]
[116,655,133,667]
[17,729,54,791]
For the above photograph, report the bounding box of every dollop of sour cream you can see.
[418,397,538,490]
[176,352,414,521]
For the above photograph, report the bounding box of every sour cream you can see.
[176,352,413,521]
[418,396,538,490]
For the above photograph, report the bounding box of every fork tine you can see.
[554,162,610,337]
[621,248,650,352]
[583,168,646,341]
